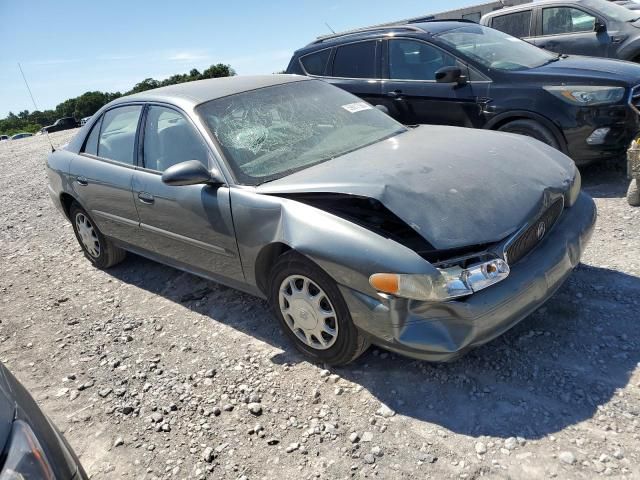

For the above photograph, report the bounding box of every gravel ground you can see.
[0,129,639,480]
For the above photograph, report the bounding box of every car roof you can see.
[112,75,309,110]
[297,20,473,54]
[483,0,592,16]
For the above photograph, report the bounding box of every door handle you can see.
[138,192,154,204]
[76,176,88,186]
[386,90,404,100]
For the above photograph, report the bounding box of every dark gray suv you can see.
[481,0,640,61]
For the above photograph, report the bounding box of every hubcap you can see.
[75,213,100,258]
[278,275,338,350]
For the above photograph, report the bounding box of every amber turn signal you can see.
[369,273,399,295]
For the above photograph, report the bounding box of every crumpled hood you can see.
[522,55,640,85]
[257,125,576,250]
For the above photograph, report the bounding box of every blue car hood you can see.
[523,55,640,84]
[258,125,576,250]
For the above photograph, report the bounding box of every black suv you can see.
[41,117,79,134]
[287,20,640,165]
[481,0,640,60]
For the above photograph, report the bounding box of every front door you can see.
[378,38,482,128]
[70,105,143,244]
[131,105,244,282]
[534,6,610,57]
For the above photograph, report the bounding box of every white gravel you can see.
[0,130,639,479]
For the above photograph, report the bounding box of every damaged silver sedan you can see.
[47,75,596,365]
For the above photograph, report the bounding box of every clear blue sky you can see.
[0,0,476,117]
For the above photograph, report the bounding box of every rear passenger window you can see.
[332,41,376,78]
[82,116,102,156]
[97,106,142,165]
[491,11,532,38]
[300,49,331,75]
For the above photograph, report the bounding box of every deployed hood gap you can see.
[272,192,493,263]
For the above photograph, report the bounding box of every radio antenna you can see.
[324,22,336,33]
[17,62,55,152]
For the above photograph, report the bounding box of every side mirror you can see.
[435,66,467,85]
[594,20,606,33]
[375,104,390,115]
[161,160,225,186]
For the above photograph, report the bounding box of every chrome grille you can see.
[505,198,564,265]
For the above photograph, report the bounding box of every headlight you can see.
[369,259,510,301]
[565,167,582,208]
[543,86,625,106]
[0,420,55,480]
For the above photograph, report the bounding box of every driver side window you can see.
[542,7,597,35]
[388,39,456,81]
[142,106,209,172]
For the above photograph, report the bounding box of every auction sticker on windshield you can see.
[341,102,372,113]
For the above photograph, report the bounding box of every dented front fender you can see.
[230,189,438,297]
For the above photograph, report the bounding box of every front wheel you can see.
[498,119,560,150]
[70,202,126,268]
[268,252,369,366]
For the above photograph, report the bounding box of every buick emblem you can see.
[536,222,546,240]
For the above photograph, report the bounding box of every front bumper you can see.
[562,104,640,165]
[340,192,597,362]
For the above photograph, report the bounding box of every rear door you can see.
[488,8,536,41]
[70,105,143,244]
[534,5,610,57]
[378,38,482,127]
[321,40,384,108]
[131,104,244,282]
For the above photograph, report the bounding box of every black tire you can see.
[69,202,126,269]
[498,119,560,150]
[628,179,640,207]
[268,251,369,366]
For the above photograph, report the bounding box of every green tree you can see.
[74,91,109,119]
[128,78,161,94]
[55,98,77,118]
[201,63,235,79]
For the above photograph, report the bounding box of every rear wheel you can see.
[498,119,560,150]
[268,251,369,366]
[70,202,126,268]
[628,179,640,206]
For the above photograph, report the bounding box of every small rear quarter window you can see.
[82,116,102,156]
[300,49,331,75]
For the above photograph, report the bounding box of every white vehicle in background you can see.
[10,132,33,140]
[0,135,9,141]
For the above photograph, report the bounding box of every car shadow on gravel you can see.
[580,160,629,199]
[108,256,639,441]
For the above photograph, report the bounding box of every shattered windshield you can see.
[197,80,406,185]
